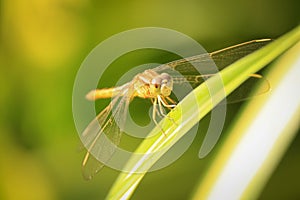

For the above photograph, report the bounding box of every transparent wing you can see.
[81,82,133,180]
[154,39,271,74]
[153,39,271,102]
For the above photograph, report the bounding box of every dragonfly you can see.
[81,39,271,179]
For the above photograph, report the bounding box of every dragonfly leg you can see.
[158,97,167,116]
[150,98,154,104]
[152,98,166,135]
[159,96,176,111]
[161,96,176,108]
[158,95,177,126]
[165,96,177,105]
[152,98,164,118]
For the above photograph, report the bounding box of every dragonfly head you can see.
[150,73,173,97]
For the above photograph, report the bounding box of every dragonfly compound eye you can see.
[160,73,173,96]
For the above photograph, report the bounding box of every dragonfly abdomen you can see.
[86,83,130,100]
[85,88,117,100]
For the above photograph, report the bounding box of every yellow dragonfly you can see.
[81,39,271,179]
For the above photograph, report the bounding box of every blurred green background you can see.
[1,0,299,199]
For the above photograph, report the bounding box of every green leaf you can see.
[191,30,300,200]
[106,25,300,200]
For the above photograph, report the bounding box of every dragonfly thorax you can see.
[149,73,173,97]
